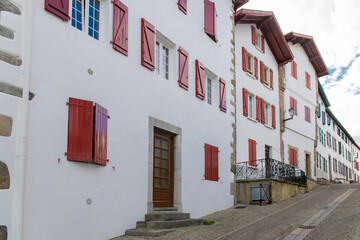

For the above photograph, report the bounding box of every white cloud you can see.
[243,0,360,143]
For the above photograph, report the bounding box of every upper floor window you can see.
[155,41,170,80]
[206,77,212,105]
[71,0,101,40]
[248,93,255,119]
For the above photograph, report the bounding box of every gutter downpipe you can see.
[12,0,33,239]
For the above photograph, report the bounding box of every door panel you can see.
[153,133,174,207]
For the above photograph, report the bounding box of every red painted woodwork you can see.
[251,26,256,45]
[112,0,128,56]
[242,47,248,72]
[290,97,298,115]
[141,18,155,71]
[260,98,265,124]
[242,88,248,117]
[271,105,276,129]
[305,106,311,123]
[270,69,273,90]
[45,0,70,21]
[178,47,189,90]
[305,72,311,89]
[291,61,297,79]
[261,35,265,53]
[204,143,219,181]
[178,0,187,14]
[204,0,217,42]
[290,148,298,167]
[254,57,258,80]
[219,78,226,112]
[94,103,108,166]
[195,60,205,100]
[256,96,261,122]
[260,61,264,83]
[67,98,93,163]
[248,139,257,167]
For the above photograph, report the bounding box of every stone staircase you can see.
[125,208,204,237]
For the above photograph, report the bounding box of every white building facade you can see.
[1,0,238,239]
[282,33,328,179]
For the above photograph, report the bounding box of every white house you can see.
[0,0,240,239]
[352,143,360,182]
[282,32,328,179]
[234,9,293,167]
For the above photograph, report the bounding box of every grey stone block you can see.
[145,212,190,221]
[0,50,22,66]
[147,218,204,229]
[0,25,14,39]
[0,0,21,15]
[125,228,175,237]
[0,225,7,240]
[0,115,12,137]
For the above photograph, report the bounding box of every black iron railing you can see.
[236,158,307,186]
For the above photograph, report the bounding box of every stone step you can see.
[147,218,204,229]
[153,207,178,211]
[145,212,190,221]
[125,228,175,237]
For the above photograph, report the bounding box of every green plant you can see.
[249,200,254,205]
[204,220,215,225]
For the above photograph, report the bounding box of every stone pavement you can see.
[117,184,359,240]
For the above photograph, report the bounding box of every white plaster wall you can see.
[22,0,234,239]
[235,24,281,163]
[353,145,360,181]
[283,43,317,176]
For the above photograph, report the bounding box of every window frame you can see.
[248,92,255,120]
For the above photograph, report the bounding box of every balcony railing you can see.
[236,158,307,186]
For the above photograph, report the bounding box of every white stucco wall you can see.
[283,43,317,178]
[235,24,281,164]
[21,1,234,239]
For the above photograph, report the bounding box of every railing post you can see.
[259,183,262,206]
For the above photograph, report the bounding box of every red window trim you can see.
[261,35,265,53]
[251,26,256,45]
[290,97,298,116]
[178,46,189,90]
[271,105,276,129]
[195,60,205,100]
[141,18,155,71]
[256,96,261,122]
[178,0,187,14]
[305,72,311,90]
[270,69,274,90]
[254,57,258,80]
[242,88,248,117]
[112,0,128,56]
[248,139,257,167]
[204,0,217,42]
[219,78,226,113]
[45,0,70,21]
[204,143,219,181]
[291,61,298,79]
[242,47,248,72]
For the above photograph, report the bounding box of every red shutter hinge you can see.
[107,159,109,162]
[64,152,68,156]
[108,115,110,119]
[66,102,69,106]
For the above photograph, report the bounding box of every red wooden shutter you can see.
[291,61,297,79]
[294,149,298,166]
[248,139,257,167]
[178,46,189,90]
[242,47,248,72]
[251,26,256,45]
[141,18,155,71]
[112,0,128,56]
[270,69,273,90]
[289,148,294,166]
[271,105,276,129]
[256,96,261,122]
[204,0,217,42]
[252,140,257,166]
[211,145,219,181]
[254,57,258,80]
[261,98,265,124]
[295,99,298,115]
[290,97,294,110]
[261,35,265,53]
[219,78,226,112]
[195,60,205,100]
[260,61,264,83]
[45,0,70,21]
[242,88,248,117]
[94,103,109,166]
[178,0,187,14]
[204,143,212,180]
[67,98,93,163]
[305,106,307,122]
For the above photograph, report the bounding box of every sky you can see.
[243,0,360,144]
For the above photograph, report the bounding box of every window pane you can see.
[155,148,161,157]
[162,46,169,79]
[207,78,212,105]
[162,140,168,150]
[155,138,161,147]
[155,42,160,74]
[162,179,168,188]
[88,0,100,40]
[162,150,168,159]
[71,0,82,31]
[154,167,161,177]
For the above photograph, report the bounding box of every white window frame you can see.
[206,76,212,105]
[263,64,270,86]
[204,68,218,108]
[246,52,254,75]
[248,93,255,120]
[70,0,105,40]
[155,31,175,81]
[264,102,271,126]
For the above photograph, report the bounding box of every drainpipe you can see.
[12,0,33,239]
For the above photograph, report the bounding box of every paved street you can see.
[119,184,360,240]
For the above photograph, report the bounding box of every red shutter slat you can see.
[204,143,212,180]
[242,88,248,117]
[251,26,256,45]
[271,105,276,129]
[306,72,311,89]
[141,18,155,71]
[260,61,264,83]
[248,139,253,166]
[270,69,273,90]
[94,103,108,166]
[294,62,297,79]
[178,46,189,90]
[295,149,298,166]
[254,57,258,80]
[211,145,219,181]
[256,96,261,122]
[261,35,265,53]
[242,47,248,72]
[295,99,298,115]
[219,78,226,112]
[195,60,205,100]
[178,0,187,14]
[45,0,70,21]
[261,98,265,124]
[67,98,93,163]
[291,61,297,79]
[204,0,217,42]
[112,0,128,56]
[305,106,307,122]
[252,140,257,166]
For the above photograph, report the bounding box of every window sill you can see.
[263,83,272,90]
[246,72,256,80]
[264,124,273,130]
[255,45,263,53]
[247,117,258,123]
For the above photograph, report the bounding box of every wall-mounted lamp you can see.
[283,107,295,123]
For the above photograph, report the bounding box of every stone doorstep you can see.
[125,228,175,237]
[147,218,204,229]
[145,212,190,221]
[153,207,178,211]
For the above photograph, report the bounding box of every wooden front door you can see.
[153,132,174,207]
[305,154,311,177]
